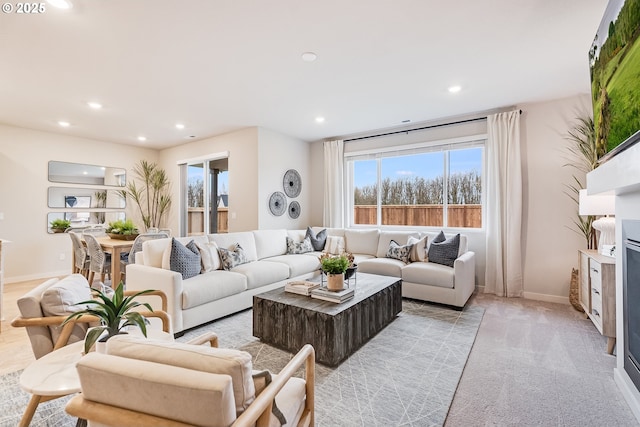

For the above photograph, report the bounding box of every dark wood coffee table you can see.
[253,272,402,366]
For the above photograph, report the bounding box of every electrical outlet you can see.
[231,212,237,219]
[59,253,65,261]
[0,212,4,220]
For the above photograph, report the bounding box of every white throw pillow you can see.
[324,236,345,255]
[195,241,221,272]
[407,235,429,262]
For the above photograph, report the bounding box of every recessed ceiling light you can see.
[58,121,70,127]
[175,123,185,129]
[137,136,147,142]
[315,117,325,123]
[87,101,102,110]
[448,85,462,93]
[46,0,72,9]
[302,52,317,62]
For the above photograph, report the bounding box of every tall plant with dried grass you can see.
[564,115,607,249]
[121,160,172,231]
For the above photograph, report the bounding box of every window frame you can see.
[345,135,486,231]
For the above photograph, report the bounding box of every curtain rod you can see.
[344,109,522,143]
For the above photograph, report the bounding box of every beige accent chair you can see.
[11,274,170,359]
[65,336,315,427]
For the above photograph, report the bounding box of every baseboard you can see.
[615,368,640,423]
[522,291,569,305]
[4,270,68,284]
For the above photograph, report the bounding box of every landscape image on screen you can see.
[589,0,640,155]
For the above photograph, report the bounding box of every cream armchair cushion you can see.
[106,335,255,413]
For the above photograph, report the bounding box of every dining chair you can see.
[120,232,169,283]
[68,232,89,278]
[83,233,111,285]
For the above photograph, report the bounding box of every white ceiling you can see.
[0,0,608,149]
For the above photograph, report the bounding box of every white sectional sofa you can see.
[126,228,475,335]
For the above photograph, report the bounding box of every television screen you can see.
[589,0,640,162]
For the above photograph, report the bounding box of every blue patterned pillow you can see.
[286,236,314,254]
[306,227,327,251]
[386,239,413,263]
[428,233,460,267]
[218,243,250,271]
[169,238,201,279]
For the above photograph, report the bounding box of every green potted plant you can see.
[62,282,156,354]
[106,219,139,240]
[320,253,350,291]
[50,218,71,233]
[120,160,172,232]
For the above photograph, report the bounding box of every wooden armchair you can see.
[11,274,172,358]
[65,337,315,427]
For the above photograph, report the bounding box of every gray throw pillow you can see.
[218,243,250,271]
[286,236,314,254]
[386,239,413,264]
[169,238,201,279]
[428,233,460,267]
[306,227,327,251]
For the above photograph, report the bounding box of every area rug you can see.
[0,300,484,427]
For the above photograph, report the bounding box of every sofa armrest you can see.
[126,264,185,333]
[453,251,476,306]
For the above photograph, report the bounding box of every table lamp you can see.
[579,189,615,257]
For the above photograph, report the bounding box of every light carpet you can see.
[0,299,483,427]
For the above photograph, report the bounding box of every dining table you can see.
[71,236,134,288]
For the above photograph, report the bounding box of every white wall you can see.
[158,127,259,233]
[0,124,158,282]
[519,94,592,303]
[258,128,310,230]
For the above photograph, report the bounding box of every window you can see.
[348,143,483,229]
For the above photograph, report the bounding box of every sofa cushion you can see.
[402,261,455,288]
[287,229,306,242]
[181,271,248,310]
[286,236,313,254]
[253,229,288,259]
[218,243,250,271]
[40,274,93,349]
[386,240,413,263]
[231,260,290,290]
[324,236,345,254]
[106,335,255,414]
[195,241,221,272]
[168,238,201,279]
[141,238,171,267]
[344,229,379,256]
[428,233,460,267]
[76,352,237,427]
[306,227,327,251]
[271,374,307,427]
[210,232,258,262]
[358,258,404,278]
[424,231,468,256]
[263,254,321,277]
[376,231,419,258]
[407,235,429,262]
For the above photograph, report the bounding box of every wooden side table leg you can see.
[19,394,42,427]
[607,337,616,355]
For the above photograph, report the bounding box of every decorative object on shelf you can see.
[269,191,286,216]
[50,218,71,233]
[288,201,301,219]
[120,160,171,232]
[62,282,156,354]
[319,252,350,291]
[579,189,616,256]
[106,219,139,240]
[283,169,302,198]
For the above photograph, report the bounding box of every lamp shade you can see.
[579,189,615,216]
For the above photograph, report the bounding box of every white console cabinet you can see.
[579,249,616,354]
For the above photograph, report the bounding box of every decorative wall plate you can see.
[288,201,301,219]
[269,191,286,216]
[283,169,302,198]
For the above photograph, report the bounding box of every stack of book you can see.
[310,286,355,303]
[285,280,321,296]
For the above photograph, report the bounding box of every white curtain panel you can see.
[323,139,345,228]
[484,110,523,297]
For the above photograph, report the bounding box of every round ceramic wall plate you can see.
[283,169,301,198]
[269,191,286,216]
[288,201,301,219]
